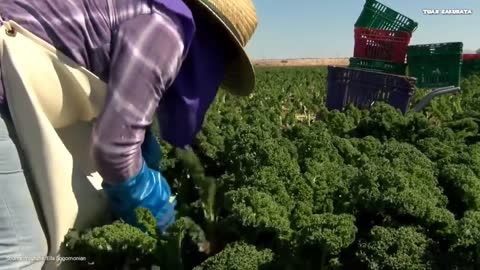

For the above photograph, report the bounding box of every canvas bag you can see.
[0,20,110,269]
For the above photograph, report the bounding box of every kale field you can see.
[65,66,480,270]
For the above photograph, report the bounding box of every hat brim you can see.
[194,0,256,96]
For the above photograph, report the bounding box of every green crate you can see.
[408,42,463,56]
[462,59,480,76]
[464,59,480,70]
[354,0,418,33]
[407,42,463,87]
[349,57,406,75]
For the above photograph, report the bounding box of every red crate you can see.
[463,53,480,61]
[354,27,411,64]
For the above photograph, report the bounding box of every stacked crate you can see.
[462,53,480,77]
[407,42,463,87]
[326,66,416,114]
[349,0,417,75]
[325,0,419,114]
[326,0,463,114]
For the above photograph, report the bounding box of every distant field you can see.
[253,58,349,67]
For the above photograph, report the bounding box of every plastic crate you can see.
[326,66,416,114]
[349,57,406,75]
[354,0,418,33]
[462,54,480,76]
[407,42,463,87]
[462,59,480,76]
[354,27,411,63]
[463,53,480,61]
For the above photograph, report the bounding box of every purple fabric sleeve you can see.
[92,10,186,183]
[0,0,192,183]
[0,0,225,184]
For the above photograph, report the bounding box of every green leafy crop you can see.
[64,67,480,269]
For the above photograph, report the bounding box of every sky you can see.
[245,0,480,59]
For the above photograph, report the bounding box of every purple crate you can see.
[326,66,416,114]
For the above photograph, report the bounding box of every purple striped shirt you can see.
[0,0,189,183]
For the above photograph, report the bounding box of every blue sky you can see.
[245,0,480,59]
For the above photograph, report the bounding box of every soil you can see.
[253,58,349,67]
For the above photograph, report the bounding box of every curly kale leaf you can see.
[357,226,432,270]
[452,211,480,250]
[224,135,299,179]
[324,109,358,135]
[350,140,454,228]
[353,103,411,141]
[230,166,295,213]
[439,164,480,214]
[64,221,157,267]
[297,213,357,255]
[193,242,275,270]
[224,187,291,240]
[287,122,343,170]
[135,207,158,239]
[303,160,356,214]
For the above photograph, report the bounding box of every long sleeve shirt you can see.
[0,0,207,183]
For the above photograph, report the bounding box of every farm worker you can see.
[0,0,257,268]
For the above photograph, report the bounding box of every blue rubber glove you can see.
[141,129,161,171]
[102,160,176,233]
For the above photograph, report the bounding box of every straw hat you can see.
[188,0,258,96]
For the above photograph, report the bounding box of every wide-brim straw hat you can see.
[190,0,258,96]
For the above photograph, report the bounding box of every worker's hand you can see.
[102,160,176,233]
[141,128,161,171]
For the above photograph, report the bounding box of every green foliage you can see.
[192,242,275,270]
[297,213,357,258]
[65,67,480,269]
[64,208,158,268]
[357,226,431,270]
[224,187,291,239]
